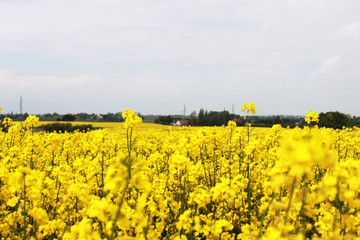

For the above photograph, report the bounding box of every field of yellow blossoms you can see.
[1,106,360,239]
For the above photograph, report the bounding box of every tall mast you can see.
[20,96,23,115]
[183,104,186,119]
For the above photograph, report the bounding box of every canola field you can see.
[1,107,360,239]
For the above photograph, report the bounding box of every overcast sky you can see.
[0,0,359,116]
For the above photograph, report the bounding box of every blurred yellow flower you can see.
[305,110,319,124]
[6,196,19,207]
[122,108,142,129]
[242,101,257,116]
[227,120,237,130]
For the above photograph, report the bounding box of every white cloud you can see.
[0,69,12,86]
[319,56,340,72]
[306,55,360,111]
[0,1,360,115]
[339,21,360,38]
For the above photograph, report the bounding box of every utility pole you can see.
[20,96,23,116]
[183,104,186,119]
[232,104,234,115]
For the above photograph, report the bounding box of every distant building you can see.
[175,120,189,126]
[233,118,243,123]
[89,114,103,120]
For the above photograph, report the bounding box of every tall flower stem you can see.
[110,108,141,240]
[284,177,296,224]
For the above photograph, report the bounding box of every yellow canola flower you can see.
[122,108,142,129]
[170,153,191,171]
[103,154,128,193]
[248,101,257,114]
[227,120,237,130]
[28,207,49,225]
[212,219,233,237]
[316,174,338,202]
[7,171,23,193]
[189,188,211,209]
[176,209,192,232]
[2,117,13,127]
[275,129,336,178]
[6,196,19,207]
[63,217,101,240]
[242,101,257,116]
[87,197,117,222]
[241,102,248,112]
[305,110,319,124]
[22,114,40,129]
[67,182,91,202]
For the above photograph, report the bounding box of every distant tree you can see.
[354,116,360,126]
[40,113,54,121]
[77,112,90,121]
[62,114,76,121]
[198,108,206,125]
[189,111,197,125]
[100,112,123,122]
[318,111,354,129]
[155,115,174,125]
[22,113,29,121]
[272,115,281,125]
[205,110,232,126]
[39,123,95,133]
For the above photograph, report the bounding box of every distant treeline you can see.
[0,121,96,133]
[155,109,306,127]
[0,112,126,122]
[155,109,360,129]
[1,110,359,129]
[39,123,96,133]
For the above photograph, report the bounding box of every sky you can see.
[0,0,359,116]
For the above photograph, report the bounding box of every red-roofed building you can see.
[233,118,243,123]
[175,120,189,126]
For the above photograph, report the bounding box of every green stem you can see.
[110,175,130,240]
[284,177,296,224]
[258,193,276,239]
[246,162,251,224]
[23,172,27,239]
[295,185,307,234]
[110,127,134,239]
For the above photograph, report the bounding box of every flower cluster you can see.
[227,120,237,129]
[305,110,319,124]
[23,115,40,129]
[122,108,143,129]
[242,101,257,117]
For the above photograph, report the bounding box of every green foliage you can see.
[100,112,124,122]
[39,113,60,121]
[155,115,174,125]
[0,122,8,132]
[206,110,233,126]
[318,111,354,129]
[39,123,96,133]
[192,110,240,126]
[62,114,76,121]
[198,108,206,125]
[272,115,281,124]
